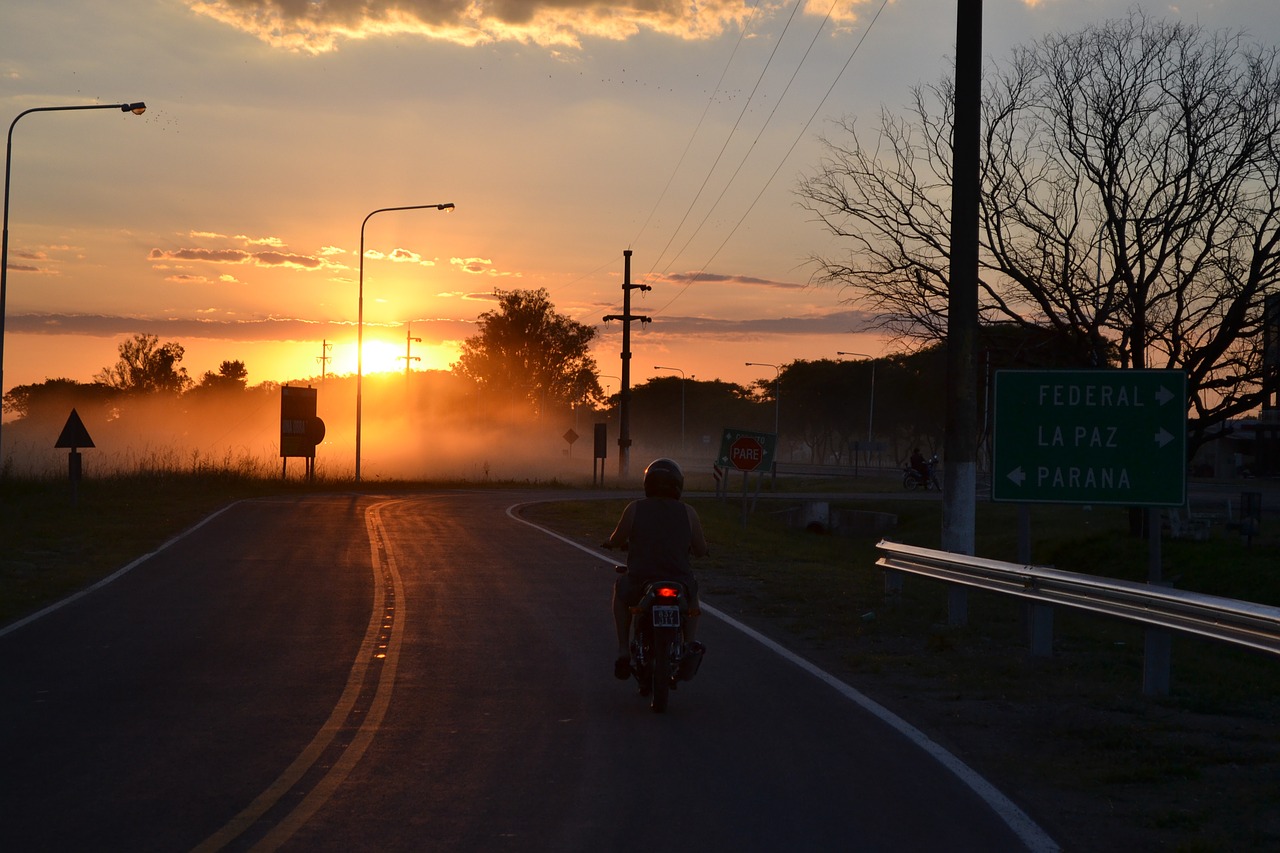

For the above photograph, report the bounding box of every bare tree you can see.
[798,10,1280,453]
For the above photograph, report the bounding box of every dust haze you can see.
[2,370,680,486]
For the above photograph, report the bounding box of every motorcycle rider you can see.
[909,447,930,483]
[604,458,709,680]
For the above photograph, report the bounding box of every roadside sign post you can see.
[54,408,95,506]
[992,369,1187,694]
[715,428,777,526]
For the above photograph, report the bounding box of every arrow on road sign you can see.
[1007,466,1026,486]
[1155,427,1174,448]
[1155,385,1175,406]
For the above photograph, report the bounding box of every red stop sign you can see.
[729,436,765,471]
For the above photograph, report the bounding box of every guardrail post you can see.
[1143,510,1171,695]
[948,587,968,626]
[1028,604,1054,657]
[1143,628,1172,696]
[884,569,903,601]
[1017,505,1054,655]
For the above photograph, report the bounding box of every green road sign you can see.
[715,428,777,472]
[992,369,1186,506]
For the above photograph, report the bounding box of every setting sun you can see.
[325,338,460,377]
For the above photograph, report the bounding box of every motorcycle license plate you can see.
[651,606,681,628]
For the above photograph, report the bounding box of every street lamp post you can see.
[1,101,146,455]
[653,365,686,455]
[745,361,780,436]
[356,202,454,482]
[837,351,877,451]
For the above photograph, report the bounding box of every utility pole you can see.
[399,322,422,375]
[942,0,983,625]
[316,339,332,380]
[603,249,650,478]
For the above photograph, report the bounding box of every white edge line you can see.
[1,501,243,639]
[506,500,1061,853]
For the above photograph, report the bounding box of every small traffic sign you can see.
[992,369,1186,505]
[716,428,776,472]
[55,408,95,449]
[730,436,765,471]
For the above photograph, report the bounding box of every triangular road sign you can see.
[55,408,95,449]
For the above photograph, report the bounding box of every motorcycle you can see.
[616,566,703,713]
[903,454,941,491]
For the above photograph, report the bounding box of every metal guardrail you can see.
[875,540,1280,657]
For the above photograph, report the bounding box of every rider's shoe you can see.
[678,642,705,681]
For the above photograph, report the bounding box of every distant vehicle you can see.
[903,454,941,491]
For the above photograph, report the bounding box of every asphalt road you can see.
[1,491,1056,852]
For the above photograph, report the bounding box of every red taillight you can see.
[656,586,679,598]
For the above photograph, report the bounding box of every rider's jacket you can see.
[625,498,695,584]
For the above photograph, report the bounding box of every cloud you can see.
[4,262,50,274]
[149,246,331,270]
[661,270,804,289]
[7,311,477,343]
[450,257,516,277]
[235,234,285,247]
[185,0,798,53]
[603,307,878,338]
[386,248,436,265]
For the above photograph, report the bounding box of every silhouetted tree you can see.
[192,360,249,394]
[455,288,603,415]
[95,333,190,395]
[2,378,114,422]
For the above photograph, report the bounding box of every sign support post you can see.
[992,368,1187,693]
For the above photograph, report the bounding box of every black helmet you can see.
[643,458,684,499]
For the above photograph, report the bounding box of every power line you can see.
[650,0,892,317]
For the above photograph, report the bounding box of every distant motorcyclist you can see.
[909,447,929,481]
[604,458,708,680]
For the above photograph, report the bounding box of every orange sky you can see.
[3,0,1273,414]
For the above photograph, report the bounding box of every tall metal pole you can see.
[745,362,780,435]
[603,250,650,479]
[942,0,983,624]
[654,365,686,454]
[356,202,454,482]
[1,101,146,456]
[838,351,878,449]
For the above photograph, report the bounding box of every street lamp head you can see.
[438,203,455,211]
[122,102,147,115]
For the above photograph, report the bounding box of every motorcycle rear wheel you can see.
[650,631,673,713]
[903,471,920,491]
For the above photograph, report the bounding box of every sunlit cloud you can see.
[148,246,333,270]
[185,0,828,53]
[450,256,516,277]
[235,234,285,247]
[386,247,437,265]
